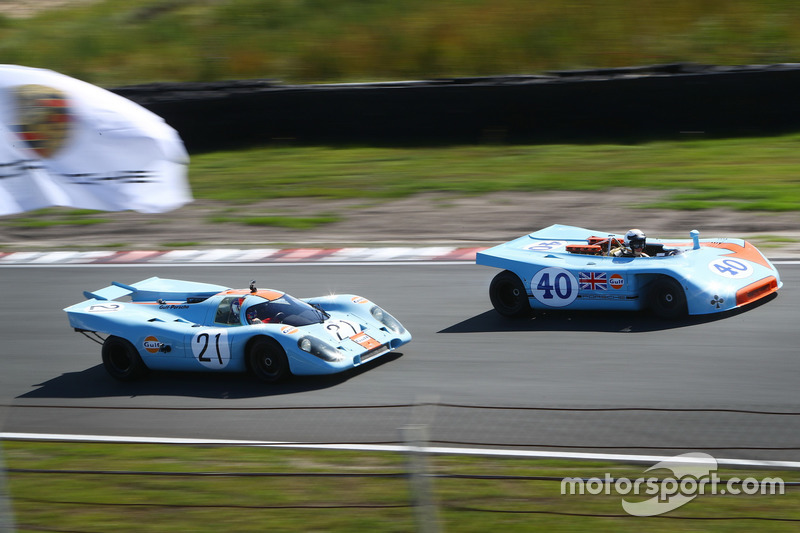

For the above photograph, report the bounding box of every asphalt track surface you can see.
[2,263,799,463]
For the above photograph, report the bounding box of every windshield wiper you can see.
[310,303,330,323]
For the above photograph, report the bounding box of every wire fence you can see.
[4,401,800,531]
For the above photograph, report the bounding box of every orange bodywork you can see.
[701,241,773,270]
[220,288,284,301]
[736,276,779,307]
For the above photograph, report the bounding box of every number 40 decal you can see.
[708,258,753,279]
[530,267,579,307]
[191,329,231,368]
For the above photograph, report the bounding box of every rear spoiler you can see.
[80,277,230,303]
[82,278,154,301]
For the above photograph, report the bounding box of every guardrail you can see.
[112,63,800,152]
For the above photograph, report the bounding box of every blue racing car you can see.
[476,224,782,318]
[64,277,411,382]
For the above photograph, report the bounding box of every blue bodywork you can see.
[476,224,782,316]
[64,277,411,378]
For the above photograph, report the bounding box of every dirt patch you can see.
[2,190,800,257]
[0,0,98,18]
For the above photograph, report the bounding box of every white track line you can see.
[3,432,799,470]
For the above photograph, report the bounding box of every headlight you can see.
[297,336,342,362]
[370,306,405,334]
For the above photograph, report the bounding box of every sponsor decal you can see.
[609,274,624,289]
[578,293,627,301]
[281,325,299,335]
[11,84,72,158]
[351,333,382,350]
[159,304,189,310]
[143,335,161,354]
[351,296,369,304]
[579,271,607,291]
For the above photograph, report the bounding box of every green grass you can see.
[0,208,113,228]
[188,134,800,212]
[209,213,342,229]
[161,241,202,248]
[7,133,800,232]
[2,0,800,86]
[4,441,800,532]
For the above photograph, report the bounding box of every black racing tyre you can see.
[648,277,688,319]
[489,270,530,317]
[101,336,147,381]
[247,337,290,383]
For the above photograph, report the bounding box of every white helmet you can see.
[624,228,646,249]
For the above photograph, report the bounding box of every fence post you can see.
[403,424,439,533]
[403,396,440,533]
[0,440,16,533]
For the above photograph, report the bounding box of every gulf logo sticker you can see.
[609,274,624,289]
[143,336,161,354]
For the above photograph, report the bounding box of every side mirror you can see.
[690,230,700,250]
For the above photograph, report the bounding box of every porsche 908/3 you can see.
[64,277,411,382]
[477,224,781,318]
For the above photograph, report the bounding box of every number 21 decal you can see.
[191,329,231,368]
[530,267,578,307]
[708,258,753,279]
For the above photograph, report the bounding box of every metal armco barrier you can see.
[112,63,800,153]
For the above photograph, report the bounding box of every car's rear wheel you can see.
[101,336,147,380]
[648,277,687,319]
[247,337,290,383]
[489,270,530,317]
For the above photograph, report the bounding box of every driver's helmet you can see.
[230,297,243,319]
[624,228,646,250]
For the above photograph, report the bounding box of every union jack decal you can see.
[579,271,607,291]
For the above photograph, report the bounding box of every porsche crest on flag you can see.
[0,64,192,215]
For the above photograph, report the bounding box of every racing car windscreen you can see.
[245,295,326,326]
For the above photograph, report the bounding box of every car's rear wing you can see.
[80,277,230,303]
[82,280,143,301]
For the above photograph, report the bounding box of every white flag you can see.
[0,64,191,214]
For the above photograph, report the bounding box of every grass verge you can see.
[4,441,800,532]
[188,134,800,212]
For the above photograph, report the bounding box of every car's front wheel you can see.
[648,277,687,319]
[489,270,530,317]
[101,336,147,380]
[247,337,290,383]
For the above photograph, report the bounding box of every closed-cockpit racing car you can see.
[477,224,782,318]
[64,277,411,382]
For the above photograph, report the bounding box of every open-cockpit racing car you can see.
[64,277,411,382]
[477,224,782,319]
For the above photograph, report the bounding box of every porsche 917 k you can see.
[64,277,411,382]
